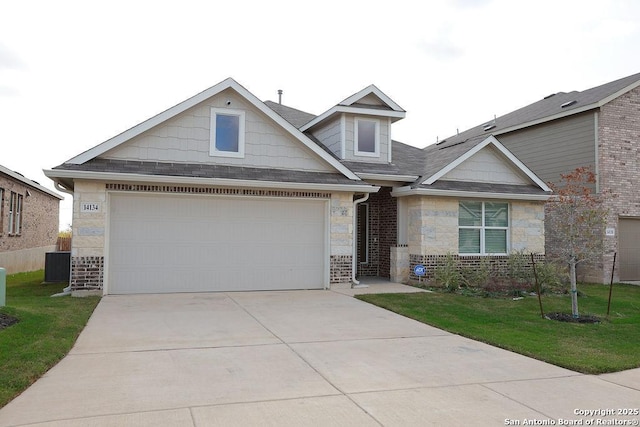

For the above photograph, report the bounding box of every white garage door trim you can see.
[105,192,329,294]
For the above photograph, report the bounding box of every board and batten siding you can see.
[497,111,596,186]
[102,88,334,173]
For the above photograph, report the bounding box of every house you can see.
[0,164,63,274]
[44,78,549,295]
[439,72,640,283]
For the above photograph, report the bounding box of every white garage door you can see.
[108,193,327,294]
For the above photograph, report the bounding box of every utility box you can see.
[44,252,71,283]
[0,267,5,307]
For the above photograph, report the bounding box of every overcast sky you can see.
[2,0,640,229]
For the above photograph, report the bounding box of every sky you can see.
[2,0,640,230]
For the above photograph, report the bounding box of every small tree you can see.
[546,167,608,318]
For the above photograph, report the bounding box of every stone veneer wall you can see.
[597,86,640,283]
[330,192,354,283]
[396,195,546,283]
[71,180,107,290]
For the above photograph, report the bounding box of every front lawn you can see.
[357,283,640,374]
[0,271,100,408]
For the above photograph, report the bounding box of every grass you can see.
[0,270,100,408]
[357,283,640,374]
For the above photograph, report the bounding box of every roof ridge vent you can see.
[560,100,577,108]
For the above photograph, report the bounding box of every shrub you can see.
[461,256,493,288]
[434,253,462,292]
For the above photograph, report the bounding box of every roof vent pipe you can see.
[278,89,283,104]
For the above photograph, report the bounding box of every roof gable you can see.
[101,88,336,173]
[300,84,406,132]
[65,78,360,180]
[440,145,532,185]
[421,136,551,192]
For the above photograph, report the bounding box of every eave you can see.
[44,169,380,193]
[0,164,63,199]
[357,172,419,182]
[391,186,551,201]
[300,106,405,132]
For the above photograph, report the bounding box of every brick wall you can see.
[70,256,104,289]
[330,255,352,284]
[357,187,396,278]
[598,86,640,282]
[409,253,545,281]
[0,174,59,253]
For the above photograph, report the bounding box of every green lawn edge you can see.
[357,283,640,374]
[0,271,100,408]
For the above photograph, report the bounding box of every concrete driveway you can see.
[1,289,639,426]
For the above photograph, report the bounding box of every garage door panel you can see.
[108,194,327,294]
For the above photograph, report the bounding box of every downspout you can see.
[51,180,74,297]
[352,193,369,288]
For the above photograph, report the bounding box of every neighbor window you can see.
[8,192,22,235]
[210,108,245,158]
[0,188,4,235]
[458,201,508,255]
[355,118,379,156]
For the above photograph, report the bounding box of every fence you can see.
[56,236,72,252]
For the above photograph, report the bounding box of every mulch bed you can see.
[0,313,19,330]
[545,312,601,323]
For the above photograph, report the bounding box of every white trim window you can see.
[8,191,23,235]
[354,118,379,157]
[458,201,509,255]
[0,188,4,235]
[210,108,245,158]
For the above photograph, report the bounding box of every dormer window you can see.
[355,118,379,157]
[210,107,245,158]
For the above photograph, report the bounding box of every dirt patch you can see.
[545,312,601,323]
[0,313,19,330]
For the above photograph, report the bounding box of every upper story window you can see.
[210,108,245,158]
[458,201,509,255]
[354,118,379,157]
[8,191,23,236]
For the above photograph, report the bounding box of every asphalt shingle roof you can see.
[436,71,640,148]
[264,101,316,128]
[53,159,369,186]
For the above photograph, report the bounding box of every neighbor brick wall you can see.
[597,86,640,282]
[0,173,59,254]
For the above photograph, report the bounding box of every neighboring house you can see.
[439,72,640,283]
[44,78,549,295]
[0,164,62,274]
